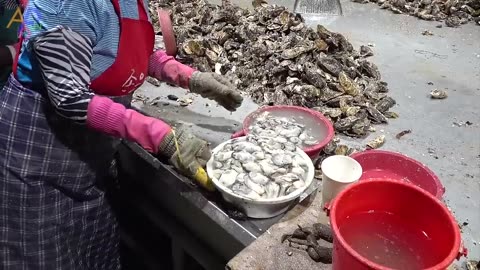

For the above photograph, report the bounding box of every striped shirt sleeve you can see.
[0,0,18,9]
[30,26,94,122]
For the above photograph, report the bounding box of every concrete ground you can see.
[135,0,480,263]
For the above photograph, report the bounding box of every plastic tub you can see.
[231,106,334,159]
[350,150,445,199]
[328,179,466,270]
[206,137,315,219]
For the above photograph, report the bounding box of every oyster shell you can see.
[384,111,399,118]
[334,116,359,131]
[430,89,448,99]
[376,97,396,112]
[338,71,360,96]
[367,135,386,149]
[183,40,205,56]
[366,106,388,124]
[359,45,374,57]
[334,145,351,155]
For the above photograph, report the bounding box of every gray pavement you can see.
[136,0,480,263]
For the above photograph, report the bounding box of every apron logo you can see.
[121,69,145,92]
[6,6,22,29]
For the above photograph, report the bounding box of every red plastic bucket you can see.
[231,106,334,158]
[350,150,445,199]
[329,179,465,270]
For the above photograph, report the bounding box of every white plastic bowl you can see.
[206,137,315,219]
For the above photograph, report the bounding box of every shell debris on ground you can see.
[430,89,448,99]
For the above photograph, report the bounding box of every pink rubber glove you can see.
[148,50,243,111]
[148,50,195,89]
[87,96,171,153]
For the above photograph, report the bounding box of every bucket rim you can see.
[330,178,461,270]
[350,149,445,199]
[241,105,335,153]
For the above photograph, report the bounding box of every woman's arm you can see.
[148,50,243,111]
[23,1,212,183]
[31,26,171,153]
[148,50,195,89]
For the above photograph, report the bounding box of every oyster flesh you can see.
[211,135,310,200]
[249,112,319,147]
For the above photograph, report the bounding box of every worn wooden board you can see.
[227,187,333,270]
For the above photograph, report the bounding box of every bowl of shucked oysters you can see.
[231,106,334,159]
[207,134,315,219]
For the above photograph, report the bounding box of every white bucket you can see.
[321,155,363,207]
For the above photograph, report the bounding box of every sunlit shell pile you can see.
[148,0,398,138]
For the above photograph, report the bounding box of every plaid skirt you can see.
[0,76,121,270]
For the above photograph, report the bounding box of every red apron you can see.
[13,0,154,96]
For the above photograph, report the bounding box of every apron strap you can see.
[137,0,148,21]
[12,28,24,79]
[12,0,27,78]
[16,0,28,10]
[110,0,149,21]
[110,0,121,18]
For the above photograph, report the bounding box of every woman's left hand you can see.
[189,71,243,112]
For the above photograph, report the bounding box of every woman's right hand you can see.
[157,126,214,190]
[87,96,215,190]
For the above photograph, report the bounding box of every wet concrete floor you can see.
[134,0,480,263]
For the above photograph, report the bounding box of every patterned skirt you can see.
[0,75,120,270]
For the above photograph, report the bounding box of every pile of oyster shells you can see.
[352,0,480,27]
[148,0,398,138]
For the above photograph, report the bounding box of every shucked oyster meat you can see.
[211,135,310,200]
[249,112,319,147]
[149,0,399,138]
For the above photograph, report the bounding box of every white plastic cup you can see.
[321,155,363,207]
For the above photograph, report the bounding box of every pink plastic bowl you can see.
[231,106,335,159]
[350,150,445,199]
